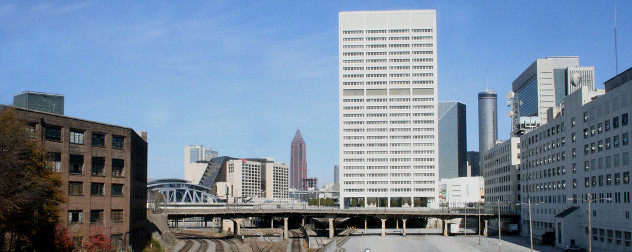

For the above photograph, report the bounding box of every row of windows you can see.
[42,125,125,149]
[68,209,123,224]
[343,58,433,63]
[343,65,434,71]
[343,43,434,49]
[343,98,434,102]
[49,154,125,177]
[68,182,124,197]
[342,29,433,34]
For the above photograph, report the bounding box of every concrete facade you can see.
[481,137,521,213]
[338,10,439,208]
[184,145,217,184]
[4,106,148,251]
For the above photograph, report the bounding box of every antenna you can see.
[615,3,619,74]
[486,70,489,91]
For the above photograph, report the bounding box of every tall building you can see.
[184,145,218,184]
[467,151,481,176]
[511,57,594,134]
[305,177,318,191]
[478,90,498,153]
[339,10,439,208]
[517,67,632,250]
[199,157,289,200]
[2,105,148,251]
[334,165,340,184]
[13,91,64,115]
[290,128,307,190]
[438,101,467,178]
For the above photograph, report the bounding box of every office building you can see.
[305,177,318,191]
[290,128,307,190]
[439,177,485,207]
[199,157,289,200]
[13,91,64,115]
[438,101,467,178]
[467,151,481,176]
[334,165,340,184]
[339,10,439,208]
[511,57,594,134]
[2,105,148,251]
[478,90,498,153]
[481,137,521,213]
[184,145,218,184]
[518,68,632,250]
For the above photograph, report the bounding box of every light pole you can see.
[478,201,481,245]
[515,198,542,252]
[498,199,501,252]
[568,194,611,252]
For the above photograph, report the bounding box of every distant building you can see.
[2,105,148,251]
[290,128,307,190]
[13,91,64,115]
[199,157,289,201]
[184,145,218,184]
[438,101,467,178]
[481,137,521,213]
[305,177,318,191]
[478,90,498,154]
[511,57,594,134]
[334,165,339,184]
[466,151,480,176]
[439,177,484,207]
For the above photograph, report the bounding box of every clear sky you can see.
[1,1,630,184]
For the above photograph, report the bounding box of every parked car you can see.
[564,245,586,252]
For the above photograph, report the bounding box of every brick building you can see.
[2,106,148,250]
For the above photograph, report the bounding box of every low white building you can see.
[439,177,484,207]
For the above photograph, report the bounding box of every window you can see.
[615,173,621,185]
[624,172,630,184]
[598,123,603,134]
[111,209,123,223]
[571,117,576,127]
[614,116,620,128]
[585,177,590,187]
[112,159,125,177]
[92,133,105,147]
[68,210,83,224]
[584,112,589,122]
[68,182,83,196]
[572,133,577,142]
[91,157,105,176]
[69,129,84,144]
[583,128,589,138]
[573,179,577,188]
[624,133,629,145]
[605,120,611,131]
[606,138,612,149]
[591,126,596,136]
[607,174,612,185]
[90,210,104,224]
[69,155,84,174]
[91,183,104,196]
[623,113,629,126]
[111,184,124,196]
[45,126,62,142]
[48,152,61,172]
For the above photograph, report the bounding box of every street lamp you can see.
[568,194,611,252]
[494,199,515,252]
[515,198,543,252]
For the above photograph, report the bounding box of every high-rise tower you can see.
[339,10,438,208]
[478,90,497,153]
[290,128,307,190]
[438,101,467,178]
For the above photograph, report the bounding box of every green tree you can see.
[0,109,64,251]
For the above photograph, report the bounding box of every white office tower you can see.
[339,10,438,208]
[184,145,218,184]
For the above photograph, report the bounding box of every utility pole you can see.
[478,202,481,245]
[498,199,502,252]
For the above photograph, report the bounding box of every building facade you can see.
[519,73,632,250]
[478,90,498,154]
[481,137,521,213]
[438,101,467,178]
[4,106,148,251]
[467,151,481,176]
[440,177,485,207]
[338,10,439,208]
[511,57,594,133]
[290,128,307,190]
[184,145,218,184]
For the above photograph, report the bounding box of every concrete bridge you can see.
[161,205,514,239]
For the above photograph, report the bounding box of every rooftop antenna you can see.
[615,3,619,75]
[486,70,489,91]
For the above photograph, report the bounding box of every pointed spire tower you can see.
[291,128,307,190]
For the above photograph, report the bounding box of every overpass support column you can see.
[380,219,386,237]
[443,220,449,236]
[364,219,367,230]
[484,220,488,237]
[271,217,274,229]
[234,219,242,236]
[301,217,305,227]
[283,217,289,240]
[328,218,335,238]
[396,219,399,230]
[402,219,407,236]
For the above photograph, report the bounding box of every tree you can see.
[0,108,64,251]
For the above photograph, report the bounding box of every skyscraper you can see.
[290,128,307,190]
[511,56,594,134]
[438,101,467,178]
[478,90,497,153]
[184,145,218,183]
[339,10,438,208]
[334,165,339,184]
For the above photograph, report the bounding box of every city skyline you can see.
[1,1,631,184]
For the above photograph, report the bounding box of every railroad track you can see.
[213,240,224,252]
[178,240,193,252]
[225,239,240,252]
[197,239,208,252]
[291,239,302,252]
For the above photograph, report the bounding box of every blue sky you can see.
[1,1,630,184]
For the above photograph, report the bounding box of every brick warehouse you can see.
[2,106,148,250]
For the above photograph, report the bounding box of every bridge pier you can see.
[301,217,305,227]
[283,217,289,240]
[443,220,449,236]
[234,218,242,236]
[364,219,367,230]
[328,218,335,238]
[402,219,407,236]
[380,219,386,236]
[484,220,488,237]
[396,219,399,230]
[271,217,274,229]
